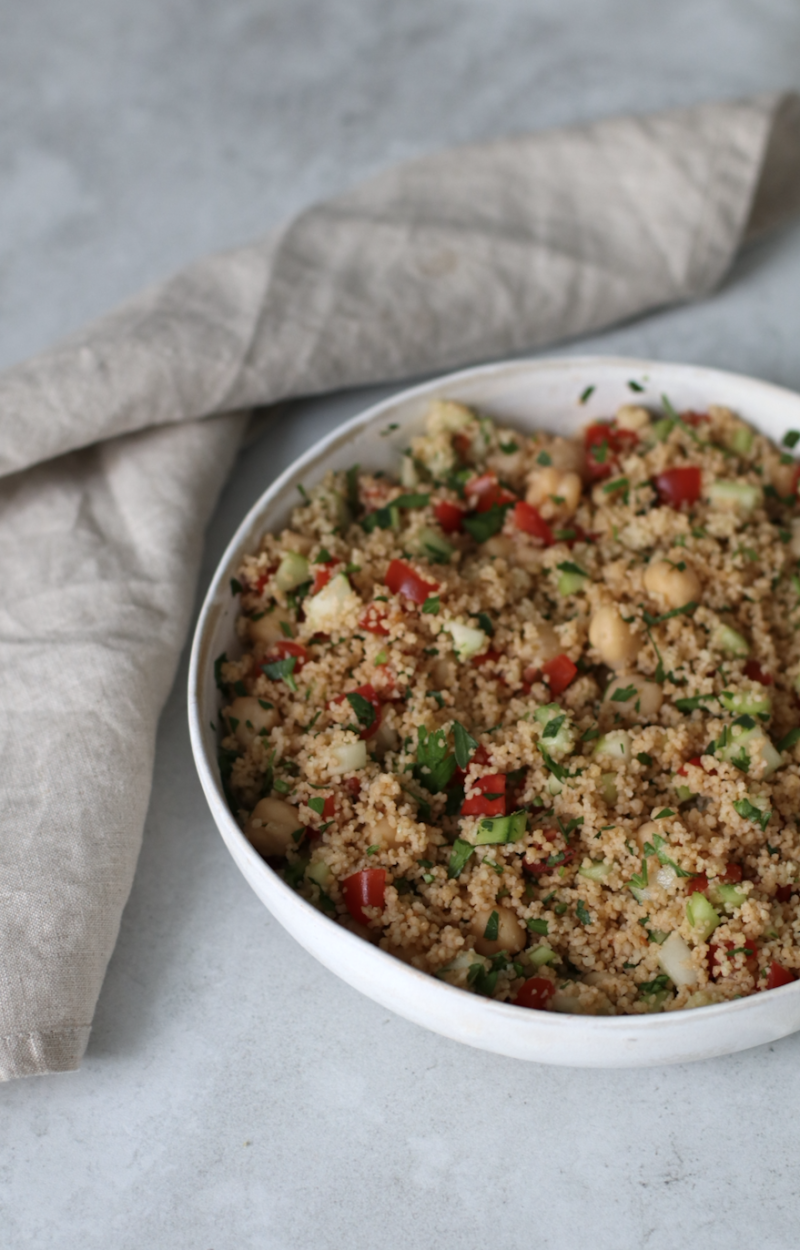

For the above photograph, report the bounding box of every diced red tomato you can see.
[252,563,278,594]
[384,559,439,606]
[584,423,638,481]
[332,683,382,739]
[359,604,390,636]
[677,756,704,777]
[523,845,575,876]
[434,499,466,533]
[461,774,506,817]
[263,640,309,670]
[682,410,711,427]
[344,776,361,796]
[320,795,335,820]
[311,556,341,595]
[685,873,709,894]
[709,939,758,979]
[541,654,578,696]
[653,466,702,508]
[744,659,772,686]
[342,868,387,925]
[718,863,743,884]
[776,884,795,903]
[453,430,473,462]
[512,500,555,545]
[515,976,556,1010]
[766,960,796,990]
[465,473,517,513]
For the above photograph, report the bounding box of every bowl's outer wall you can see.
[189,356,800,1067]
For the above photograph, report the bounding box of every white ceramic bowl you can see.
[189,355,800,1067]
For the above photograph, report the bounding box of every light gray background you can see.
[4,2,800,1247]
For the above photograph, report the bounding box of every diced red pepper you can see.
[344,776,361,796]
[471,649,502,668]
[522,845,576,876]
[384,559,439,606]
[685,873,709,894]
[465,473,517,513]
[460,774,506,817]
[677,755,716,778]
[359,604,390,636]
[515,976,556,1010]
[434,499,466,533]
[541,654,578,696]
[512,500,555,545]
[709,939,758,979]
[321,795,336,820]
[717,863,742,885]
[653,466,702,508]
[252,562,278,594]
[263,640,309,670]
[766,960,796,990]
[683,411,711,427]
[584,423,617,481]
[332,683,382,739]
[453,430,473,462]
[744,659,772,686]
[342,868,387,925]
[776,884,795,903]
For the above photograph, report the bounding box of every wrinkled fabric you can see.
[2,93,799,1080]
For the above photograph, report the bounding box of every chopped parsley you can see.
[422,595,440,615]
[777,727,800,752]
[414,726,457,793]
[473,611,494,636]
[783,430,800,449]
[500,440,520,454]
[483,910,500,942]
[453,720,478,769]
[628,380,645,392]
[654,808,675,819]
[636,752,653,767]
[536,450,552,465]
[527,918,549,935]
[557,560,589,578]
[576,900,591,925]
[611,684,638,703]
[308,796,327,817]
[230,577,243,596]
[447,839,474,879]
[345,692,377,732]
[733,798,771,831]
[263,656,298,692]
[579,385,595,404]
[643,602,698,626]
[463,503,512,543]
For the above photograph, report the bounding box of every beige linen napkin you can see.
[2,93,800,1081]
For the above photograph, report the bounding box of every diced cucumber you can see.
[304,572,360,633]
[578,860,613,883]
[558,570,588,596]
[331,739,368,771]
[674,785,693,803]
[400,453,420,488]
[415,526,454,564]
[601,773,618,805]
[707,480,762,515]
[714,718,781,777]
[658,931,698,988]
[593,730,631,767]
[527,945,559,967]
[437,948,489,984]
[474,810,527,845]
[547,776,564,796]
[728,426,755,456]
[449,621,489,661]
[307,860,332,888]
[534,703,576,759]
[686,891,721,941]
[719,690,771,718]
[712,882,748,913]
[714,624,750,657]
[275,551,310,592]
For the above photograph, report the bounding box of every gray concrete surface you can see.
[4,2,800,1247]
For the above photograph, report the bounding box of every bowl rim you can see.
[188,353,800,1041]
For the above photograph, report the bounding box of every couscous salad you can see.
[215,393,800,1015]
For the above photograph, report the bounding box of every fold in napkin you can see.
[2,93,800,1080]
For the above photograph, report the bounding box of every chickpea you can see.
[548,436,584,474]
[525,466,583,521]
[643,558,701,609]
[634,820,661,850]
[589,606,639,668]
[603,674,663,723]
[471,905,527,958]
[244,797,302,858]
[431,657,456,688]
[482,534,515,560]
[248,611,294,649]
[615,404,651,432]
[372,721,401,758]
[370,815,402,849]
[226,696,278,748]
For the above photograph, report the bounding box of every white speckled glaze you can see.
[188,356,800,1067]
